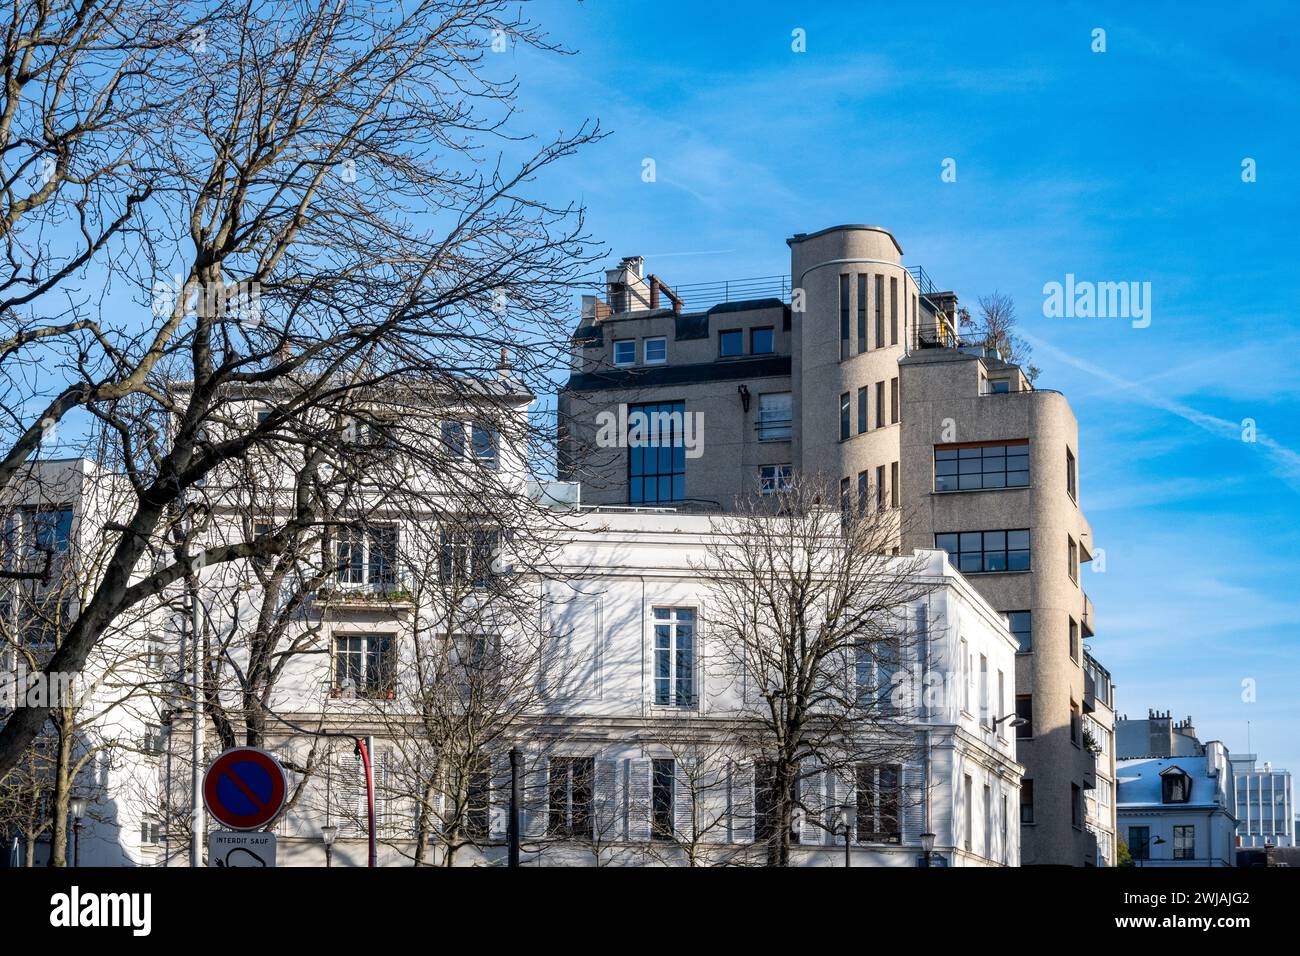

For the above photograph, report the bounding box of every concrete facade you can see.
[556,225,1115,865]
[1230,754,1294,848]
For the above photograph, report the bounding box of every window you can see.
[890,277,899,345]
[979,654,989,725]
[855,764,901,844]
[890,377,899,424]
[1020,780,1035,824]
[1129,825,1151,860]
[141,723,163,755]
[334,634,394,698]
[438,528,498,588]
[1174,825,1196,860]
[857,387,867,434]
[839,392,850,441]
[1162,769,1192,804]
[856,471,868,515]
[628,401,686,504]
[840,477,850,513]
[547,757,594,838]
[652,607,695,707]
[644,337,667,364]
[839,274,850,360]
[751,327,774,354]
[441,420,465,457]
[141,817,162,846]
[612,339,636,366]
[934,529,1031,573]
[256,408,273,427]
[1001,794,1009,863]
[1007,611,1032,653]
[652,758,674,840]
[1015,695,1033,738]
[960,638,970,712]
[874,275,884,349]
[874,381,885,429]
[465,762,491,839]
[856,274,867,353]
[1070,700,1082,747]
[933,441,1029,492]
[12,506,73,558]
[1071,783,1083,828]
[984,784,992,858]
[1066,447,1077,501]
[963,774,973,851]
[1069,618,1079,663]
[471,424,497,470]
[890,461,899,509]
[875,465,885,512]
[756,392,792,441]
[855,638,898,713]
[334,524,398,587]
[989,378,1010,394]
[719,329,743,358]
[997,670,1005,734]
[759,464,792,495]
[1068,536,1078,582]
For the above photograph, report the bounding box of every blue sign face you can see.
[215,759,276,816]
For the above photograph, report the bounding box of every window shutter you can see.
[800,763,825,846]
[902,765,927,844]
[827,770,851,846]
[673,757,695,843]
[489,753,511,839]
[524,755,549,839]
[335,750,363,837]
[595,758,623,842]
[627,758,653,842]
[729,760,754,844]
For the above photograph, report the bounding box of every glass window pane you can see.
[1007,530,1030,550]
[935,534,958,553]
[1008,550,1031,571]
[959,532,982,551]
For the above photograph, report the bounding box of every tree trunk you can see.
[47,727,73,867]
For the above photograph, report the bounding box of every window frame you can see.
[934,529,1031,574]
[933,440,1029,493]
[651,606,696,708]
[643,336,668,365]
[612,338,636,367]
[627,401,687,504]
[751,326,775,355]
[332,632,396,699]
[718,329,743,359]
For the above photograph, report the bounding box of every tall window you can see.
[855,638,898,714]
[465,762,491,839]
[651,759,675,840]
[757,392,792,441]
[1129,825,1150,860]
[1021,780,1035,824]
[875,464,885,512]
[1007,610,1032,652]
[983,784,992,858]
[857,387,867,434]
[335,524,398,586]
[979,654,989,725]
[1173,825,1195,860]
[438,528,498,588]
[934,530,1031,573]
[856,274,867,353]
[1070,700,1082,747]
[890,461,899,509]
[1069,618,1080,662]
[856,764,901,844]
[890,377,899,424]
[839,392,850,441]
[1015,695,1033,738]
[547,757,594,838]
[1066,447,1077,501]
[963,774,973,851]
[719,329,743,358]
[933,441,1029,492]
[1068,536,1079,582]
[856,471,868,515]
[628,401,686,504]
[874,275,884,349]
[334,634,394,698]
[1071,783,1082,828]
[652,607,695,706]
[874,381,885,429]
[839,274,850,360]
[470,424,497,470]
[890,276,899,345]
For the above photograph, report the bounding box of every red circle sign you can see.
[203,747,288,831]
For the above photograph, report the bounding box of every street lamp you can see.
[835,808,853,868]
[919,831,936,868]
[1137,834,1165,868]
[69,796,88,867]
[321,824,338,868]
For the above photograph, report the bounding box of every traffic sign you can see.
[209,830,277,867]
[202,747,287,831]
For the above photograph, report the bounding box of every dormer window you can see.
[1161,767,1192,804]
[613,339,636,367]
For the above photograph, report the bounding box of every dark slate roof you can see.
[562,355,792,393]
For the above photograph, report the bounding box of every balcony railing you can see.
[667,275,790,312]
[756,416,793,441]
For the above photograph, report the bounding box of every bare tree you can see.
[695,475,935,866]
[958,291,1039,380]
[0,0,602,777]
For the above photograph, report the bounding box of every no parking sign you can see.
[202,747,288,831]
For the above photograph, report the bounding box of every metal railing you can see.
[667,274,790,312]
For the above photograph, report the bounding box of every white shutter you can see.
[800,763,824,846]
[524,755,549,839]
[902,765,926,844]
[729,760,754,844]
[332,750,361,836]
[595,758,623,842]
[627,758,652,842]
[489,753,511,839]
[673,757,695,843]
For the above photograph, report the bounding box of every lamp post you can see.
[321,824,338,868]
[836,809,853,868]
[69,796,87,867]
[919,831,936,868]
[1137,834,1165,867]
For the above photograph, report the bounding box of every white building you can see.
[1116,742,1237,867]
[1230,754,1293,848]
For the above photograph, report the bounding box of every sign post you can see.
[202,747,288,867]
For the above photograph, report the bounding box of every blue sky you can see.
[510,2,1300,770]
